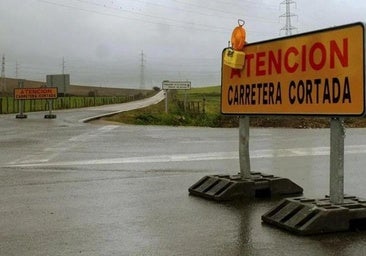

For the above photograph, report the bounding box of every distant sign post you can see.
[162,80,191,113]
[15,80,27,119]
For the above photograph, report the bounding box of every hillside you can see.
[0,77,151,97]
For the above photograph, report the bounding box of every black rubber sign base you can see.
[188,172,303,201]
[15,114,27,119]
[44,114,57,119]
[262,195,366,235]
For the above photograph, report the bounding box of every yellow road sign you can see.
[221,22,365,116]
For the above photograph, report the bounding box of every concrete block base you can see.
[262,195,366,235]
[15,114,27,119]
[44,114,57,119]
[188,172,303,201]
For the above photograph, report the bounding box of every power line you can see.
[171,0,253,18]
[1,55,6,95]
[15,61,19,78]
[111,0,278,23]
[140,50,145,89]
[41,0,281,36]
[38,0,280,40]
[38,0,229,33]
[8,1,285,87]
[62,57,65,74]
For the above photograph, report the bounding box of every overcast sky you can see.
[1,0,366,89]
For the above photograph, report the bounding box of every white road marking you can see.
[69,125,118,142]
[5,144,366,168]
[7,125,119,165]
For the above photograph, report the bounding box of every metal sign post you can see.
[44,85,57,119]
[44,98,56,119]
[239,116,251,179]
[15,80,27,119]
[162,80,191,114]
[329,117,345,204]
[165,90,168,113]
[184,89,188,111]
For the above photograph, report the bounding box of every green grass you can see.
[102,85,366,128]
[175,85,221,114]
[103,86,235,127]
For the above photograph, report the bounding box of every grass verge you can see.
[102,86,366,128]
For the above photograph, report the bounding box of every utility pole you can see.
[280,0,297,36]
[15,61,19,79]
[1,55,5,96]
[62,57,65,74]
[140,50,145,89]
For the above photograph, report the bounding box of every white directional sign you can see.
[162,80,191,90]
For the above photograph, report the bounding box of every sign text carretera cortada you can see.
[221,22,365,116]
[14,87,58,100]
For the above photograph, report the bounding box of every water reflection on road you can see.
[1,109,366,254]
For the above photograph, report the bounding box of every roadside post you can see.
[190,22,366,234]
[44,84,57,119]
[330,117,345,204]
[162,80,191,113]
[239,116,251,179]
[45,97,56,119]
[15,79,27,119]
[165,89,168,113]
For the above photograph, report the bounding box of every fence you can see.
[0,95,140,114]
[176,98,206,114]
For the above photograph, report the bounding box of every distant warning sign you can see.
[221,22,365,116]
[14,87,58,100]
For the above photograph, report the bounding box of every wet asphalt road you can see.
[1,93,366,255]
